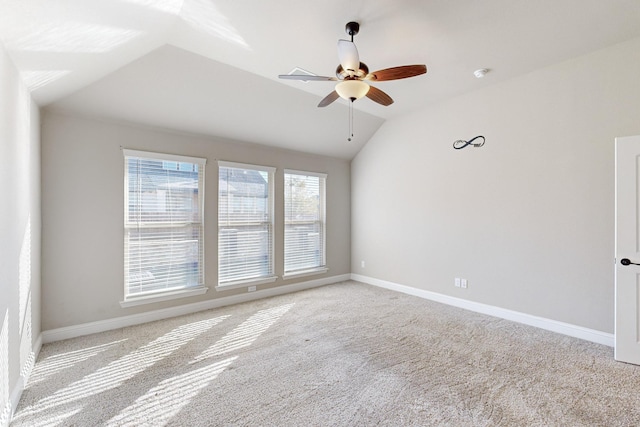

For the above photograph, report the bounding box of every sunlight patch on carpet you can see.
[191,303,294,363]
[12,315,229,425]
[106,357,237,426]
[27,339,128,386]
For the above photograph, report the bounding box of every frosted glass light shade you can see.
[335,80,370,100]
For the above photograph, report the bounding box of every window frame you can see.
[283,169,328,279]
[217,160,277,290]
[121,149,207,307]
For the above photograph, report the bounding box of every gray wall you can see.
[41,111,351,330]
[351,36,640,334]
[0,44,41,424]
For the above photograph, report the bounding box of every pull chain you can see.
[348,99,354,141]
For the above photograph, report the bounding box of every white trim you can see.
[351,274,614,347]
[42,274,351,344]
[122,149,207,165]
[7,333,42,426]
[120,286,209,308]
[283,169,327,179]
[217,160,276,174]
[216,276,278,291]
[283,267,329,280]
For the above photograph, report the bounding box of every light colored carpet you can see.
[11,281,640,426]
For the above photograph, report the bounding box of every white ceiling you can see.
[2,0,640,159]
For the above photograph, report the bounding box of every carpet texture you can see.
[11,281,640,426]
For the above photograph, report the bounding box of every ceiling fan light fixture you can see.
[335,79,369,101]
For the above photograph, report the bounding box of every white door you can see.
[615,135,640,365]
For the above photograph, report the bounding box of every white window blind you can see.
[218,161,275,286]
[124,150,206,299]
[284,170,326,274]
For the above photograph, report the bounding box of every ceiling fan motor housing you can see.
[336,62,369,80]
[345,21,360,38]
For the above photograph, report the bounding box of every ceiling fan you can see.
[279,21,427,108]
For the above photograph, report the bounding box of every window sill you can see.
[283,267,329,280]
[120,286,208,308]
[216,276,278,291]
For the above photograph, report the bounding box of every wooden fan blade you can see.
[278,74,337,81]
[365,85,393,106]
[366,64,427,81]
[318,90,340,107]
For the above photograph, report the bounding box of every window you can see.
[284,170,327,276]
[123,150,206,305]
[218,161,276,287]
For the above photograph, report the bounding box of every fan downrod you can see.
[345,21,359,40]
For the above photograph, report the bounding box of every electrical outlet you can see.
[461,279,468,289]
[361,260,365,268]
[248,285,256,292]
[455,278,461,288]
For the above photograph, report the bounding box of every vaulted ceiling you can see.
[2,0,640,159]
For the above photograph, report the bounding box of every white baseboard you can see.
[42,274,351,344]
[351,274,614,347]
[5,333,42,427]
